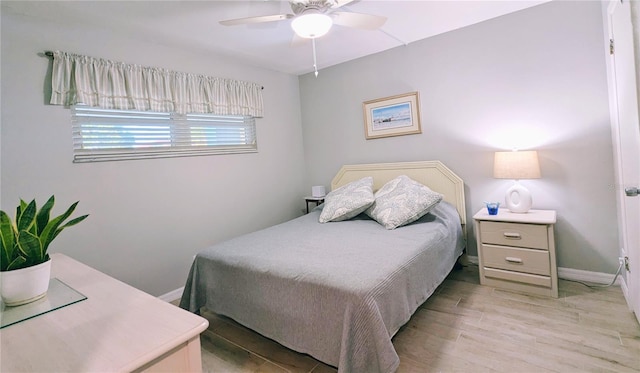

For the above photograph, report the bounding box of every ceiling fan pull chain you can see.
[312,38,319,77]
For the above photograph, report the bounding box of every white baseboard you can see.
[465,255,620,285]
[620,277,633,310]
[158,286,184,303]
[557,267,621,285]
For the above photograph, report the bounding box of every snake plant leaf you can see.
[16,200,26,220]
[40,201,80,252]
[6,255,27,271]
[0,211,17,271]
[55,214,89,232]
[0,237,5,271]
[17,230,43,264]
[16,199,37,233]
[52,214,89,241]
[60,214,89,229]
[16,200,31,233]
[36,195,55,235]
[0,211,16,255]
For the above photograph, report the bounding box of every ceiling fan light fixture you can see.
[291,13,333,39]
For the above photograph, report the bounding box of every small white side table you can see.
[305,196,325,213]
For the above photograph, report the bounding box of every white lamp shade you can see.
[493,150,540,213]
[291,13,333,38]
[312,185,326,197]
[493,150,541,180]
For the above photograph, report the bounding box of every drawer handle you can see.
[505,256,523,264]
[503,232,522,239]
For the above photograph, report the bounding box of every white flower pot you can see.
[1,259,52,306]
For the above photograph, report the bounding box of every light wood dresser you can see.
[0,253,208,372]
[474,209,558,298]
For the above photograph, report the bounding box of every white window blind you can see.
[71,106,257,162]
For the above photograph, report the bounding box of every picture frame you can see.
[362,92,421,140]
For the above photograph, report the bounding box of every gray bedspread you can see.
[180,201,465,373]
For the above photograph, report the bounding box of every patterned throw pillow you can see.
[319,177,375,223]
[366,175,443,229]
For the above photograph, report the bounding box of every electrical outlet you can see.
[620,256,630,271]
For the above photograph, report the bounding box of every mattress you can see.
[180,201,465,373]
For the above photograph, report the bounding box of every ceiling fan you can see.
[220,1,387,76]
[220,0,387,39]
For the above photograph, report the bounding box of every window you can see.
[71,106,257,162]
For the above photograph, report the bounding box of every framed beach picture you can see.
[362,92,421,140]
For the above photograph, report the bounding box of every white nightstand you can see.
[473,209,558,298]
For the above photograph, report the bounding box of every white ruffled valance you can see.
[50,51,264,117]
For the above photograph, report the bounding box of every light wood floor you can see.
[180,264,640,373]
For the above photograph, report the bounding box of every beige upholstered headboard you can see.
[331,161,466,224]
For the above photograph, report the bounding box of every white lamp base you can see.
[505,182,533,213]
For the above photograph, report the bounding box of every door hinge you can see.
[624,256,630,271]
[610,39,615,55]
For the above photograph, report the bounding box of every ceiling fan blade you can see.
[220,13,294,26]
[331,11,386,30]
[331,0,357,8]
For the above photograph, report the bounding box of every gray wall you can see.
[1,10,306,296]
[300,1,619,273]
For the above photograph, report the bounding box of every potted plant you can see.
[0,196,88,306]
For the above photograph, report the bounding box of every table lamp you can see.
[493,150,541,213]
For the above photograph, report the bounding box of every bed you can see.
[180,161,466,373]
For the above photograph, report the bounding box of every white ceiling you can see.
[2,0,550,76]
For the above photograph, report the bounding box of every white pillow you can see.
[366,175,443,229]
[319,177,375,223]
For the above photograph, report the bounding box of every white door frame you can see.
[605,0,640,323]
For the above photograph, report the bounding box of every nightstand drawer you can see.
[481,244,550,276]
[483,267,552,288]
[479,221,548,250]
